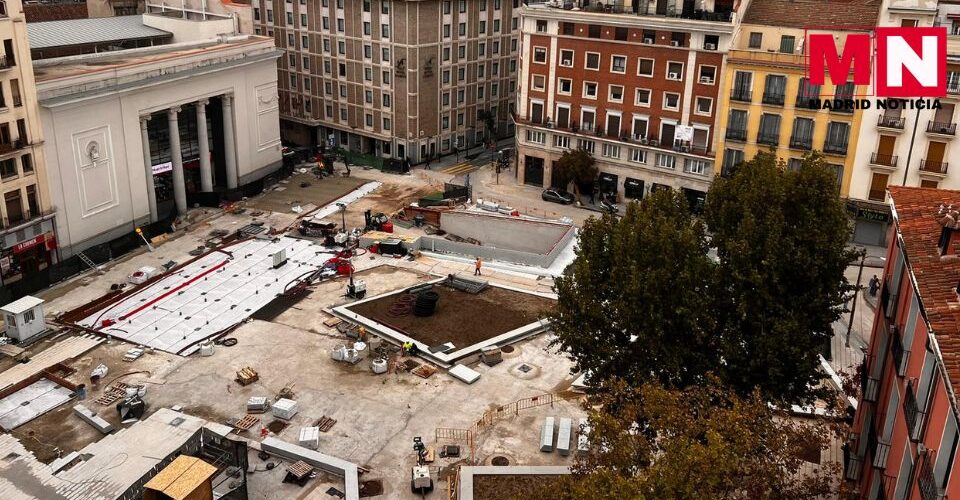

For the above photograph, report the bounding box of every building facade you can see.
[844,0,957,247]
[32,13,282,259]
[0,0,57,301]
[514,0,744,208]
[253,0,519,163]
[847,186,960,500]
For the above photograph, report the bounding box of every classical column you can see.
[221,94,238,190]
[140,116,159,223]
[167,107,188,215]
[196,99,213,192]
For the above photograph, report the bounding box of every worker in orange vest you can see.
[474,257,482,276]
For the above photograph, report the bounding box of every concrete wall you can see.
[143,14,237,43]
[38,39,281,257]
[439,212,571,254]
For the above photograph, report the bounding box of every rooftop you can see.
[889,186,960,398]
[742,0,882,28]
[26,15,171,50]
[0,295,43,315]
[143,455,218,499]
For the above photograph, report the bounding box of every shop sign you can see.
[857,208,890,223]
[152,161,173,175]
[13,234,45,254]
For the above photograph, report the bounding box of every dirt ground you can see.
[315,177,440,229]
[472,474,564,500]
[246,174,366,215]
[347,284,556,347]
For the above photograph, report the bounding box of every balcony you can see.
[725,128,747,141]
[918,449,945,500]
[824,142,848,155]
[761,92,785,106]
[789,137,812,150]
[0,138,26,156]
[0,208,56,231]
[0,2,7,18]
[756,132,779,146]
[867,424,891,469]
[869,153,898,170]
[877,115,906,130]
[927,120,957,136]
[949,83,960,96]
[903,380,926,441]
[530,0,735,22]
[920,159,949,176]
[730,89,752,103]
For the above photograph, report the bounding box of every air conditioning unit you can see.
[643,37,654,44]
[705,43,717,50]
[669,72,680,80]
[671,41,681,47]
[700,76,713,84]
[639,138,649,145]
[562,59,572,66]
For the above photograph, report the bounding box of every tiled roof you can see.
[742,0,882,28]
[889,186,960,392]
[26,16,171,50]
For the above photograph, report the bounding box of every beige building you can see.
[254,0,519,163]
[0,0,56,301]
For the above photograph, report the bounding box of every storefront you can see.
[682,188,707,214]
[624,178,645,200]
[598,173,619,198]
[523,155,544,187]
[847,200,891,247]
[1,231,57,288]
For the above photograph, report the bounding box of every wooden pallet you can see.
[94,382,129,406]
[233,414,260,432]
[236,367,259,386]
[286,460,314,479]
[316,416,337,432]
[412,364,437,379]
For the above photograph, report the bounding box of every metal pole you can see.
[846,249,866,347]
[901,106,922,185]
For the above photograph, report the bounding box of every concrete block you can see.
[73,405,114,434]
[261,437,359,500]
[540,416,555,452]
[557,417,572,456]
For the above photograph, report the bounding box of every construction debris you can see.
[123,347,144,362]
[411,364,437,379]
[445,274,488,294]
[233,414,261,432]
[73,405,115,434]
[298,426,320,450]
[315,416,337,432]
[95,382,129,406]
[236,367,259,386]
[283,460,315,486]
[272,398,299,420]
[247,396,270,413]
[276,384,295,401]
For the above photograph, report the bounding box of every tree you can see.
[553,149,599,196]
[531,378,842,500]
[705,151,857,403]
[478,110,497,144]
[550,189,718,389]
[550,151,855,403]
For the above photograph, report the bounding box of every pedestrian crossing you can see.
[441,161,483,175]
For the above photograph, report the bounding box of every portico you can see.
[138,94,242,221]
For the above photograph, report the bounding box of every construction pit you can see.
[1,169,586,499]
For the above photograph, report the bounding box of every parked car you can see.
[542,189,576,204]
[599,198,619,214]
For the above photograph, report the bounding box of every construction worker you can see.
[358,326,367,341]
[403,341,413,355]
[474,257,482,276]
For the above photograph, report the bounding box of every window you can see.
[443,47,450,61]
[364,45,373,59]
[635,89,651,106]
[338,63,347,77]
[254,7,260,20]
[790,117,814,149]
[554,135,570,149]
[578,139,595,154]
[698,65,716,84]
[477,64,485,78]
[458,67,465,81]
[363,0,370,11]
[601,143,620,159]
[442,116,450,129]
[726,109,748,140]
[442,92,450,106]
[732,71,753,101]
[325,82,333,95]
[787,158,803,171]
[585,52,600,70]
[443,0,450,13]
[479,20,486,34]
[632,117,648,139]
[382,24,390,38]
[825,121,850,154]
[657,154,677,170]
[666,62,683,80]
[494,19,500,32]
[339,84,347,97]
[748,32,762,49]
[382,0,389,13]
[685,159,708,175]
[583,82,598,98]
[558,78,572,95]
[303,56,310,69]
[637,58,654,77]
[365,90,374,104]
[796,77,822,104]
[723,149,744,174]
[286,12,293,24]
[629,149,646,163]
[337,18,344,32]
[663,92,680,111]
[477,86,485,98]
[382,48,390,62]
[288,54,296,66]
[459,0,466,12]
[301,14,307,27]
[532,75,546,91]
[457,89,465,103]
[23,309,34,323]
[458,45,466,59]
[365,67,373,81]
[614,26,627,41]
[459,23,466,36]
[20,154,32,174]
[588,24,601,38]
[779,35,796,54]
[366,114,374,127]
[562,22,574,36]
[704,34,719,50]
[533,47,547,64]
[383,71,391,84]
[536,20,547,33]
[383,117,392,130]
[338,40,346,54]
[695,97,712,115]
[559,49,574,67]
[526,130,546,144]
[323,38,330,52]
[609,85,624,102]
[304,78,311,91]
[763,75,787,105]
[611,55,627,73]
[479,42,486,57]
[457,113,464,126]
[757,114,781,145]
[444,24,451,38]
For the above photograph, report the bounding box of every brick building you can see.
[253,0,520,163]
[514,0,747,208]
[847,186,960,499]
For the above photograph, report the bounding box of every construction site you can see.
[0,165,585,499]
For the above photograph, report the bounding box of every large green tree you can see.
[529,378,842,500]
[551,189,717,389]
[552,149,599,196]
[550,152,855,403]
[706,152,857,402]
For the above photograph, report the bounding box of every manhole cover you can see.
[500,345,515,354]
[517,364,532,373]
[491,456,510,466]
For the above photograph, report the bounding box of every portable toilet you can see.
[1,295,45,343]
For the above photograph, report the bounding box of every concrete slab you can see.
[0,379,73,430]
[72,404,113,434]
[449,364,481,384]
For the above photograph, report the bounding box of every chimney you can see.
[937,204,960,256]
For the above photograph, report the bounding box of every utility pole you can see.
[901,107,922,185]
[846,249,867,347]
